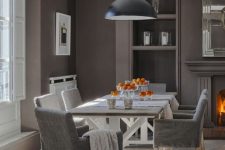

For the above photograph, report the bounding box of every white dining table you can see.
[70,94,177,147]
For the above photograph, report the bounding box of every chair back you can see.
[192,89,208,147]
[194,89,208,121]
[148,83,166,93]
[61,88,83,111]
[35,107,79,150]
[34,93,65,111]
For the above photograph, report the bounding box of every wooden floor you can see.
[124,140,225,150]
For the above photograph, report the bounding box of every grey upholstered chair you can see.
[61,88,86,127]
[148,83,166,93]
[153,90,208,150]
[175,89,208,114]
[34,93,65,111]
[35,107,123,150]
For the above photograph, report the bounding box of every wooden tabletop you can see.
[69,105,163,117]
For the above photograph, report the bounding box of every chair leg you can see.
[201,132,205,150]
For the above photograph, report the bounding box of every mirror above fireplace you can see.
[202,0,225,57]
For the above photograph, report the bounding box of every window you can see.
[0,0,25,103]
[0,0,10,102]
[0,0,25,141]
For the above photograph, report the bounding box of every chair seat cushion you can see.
[73,117,86,127]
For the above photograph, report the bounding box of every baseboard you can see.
[0,131,40,150]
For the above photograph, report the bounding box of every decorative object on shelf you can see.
[143,31,152,46]
[105,0,157,20]
[159,32,172,46]
[152,0,160,13]
[55,12,71,55]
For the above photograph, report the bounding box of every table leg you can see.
[140,118,148,143]
[108,117,120,131]
[123,118,146,147]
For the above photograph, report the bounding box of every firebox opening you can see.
[217,89,225,126]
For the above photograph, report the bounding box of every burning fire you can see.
[217,89,225,126]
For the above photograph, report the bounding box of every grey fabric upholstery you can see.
[148,83,166,93]
[154,89,208,148]
[173,113,194,119]
[61,88,83,111]
[178,105,196,110]
[175,89,208,114]
[35,108,123,150]
[34,93,65,111]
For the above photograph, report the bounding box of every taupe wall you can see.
[41,0,76,93]
[20,0,75,149]
[22,0,76,130]
[180,0,225,105]
[21,0,41,131]
[76,0,116,100]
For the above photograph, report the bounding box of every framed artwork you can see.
[56,12,71,55]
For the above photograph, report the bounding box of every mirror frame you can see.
[202,0,225,57]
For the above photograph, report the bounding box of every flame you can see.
[217,91,225,126]
[218,96,225,112]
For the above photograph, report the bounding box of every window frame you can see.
[0,0,25,141]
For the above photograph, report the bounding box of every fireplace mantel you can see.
[186,61,225,76]
[186,61,225,126]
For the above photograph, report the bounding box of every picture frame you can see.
[55,12,71,55]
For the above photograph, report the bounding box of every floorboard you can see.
[124,140,225,150]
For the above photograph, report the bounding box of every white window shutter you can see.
[13,0,26,101]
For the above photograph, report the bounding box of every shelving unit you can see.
[157,14,176,20]
[132,46,176,51]
[131,0,179,92]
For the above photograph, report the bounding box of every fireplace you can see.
[217,89,225,126]
[186,61,225,127]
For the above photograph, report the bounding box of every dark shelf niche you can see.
[157,0,176,14]
[133,51,176,92]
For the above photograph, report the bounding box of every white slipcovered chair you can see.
[61,88,86,127]
[148,83,166,93]
[34,93,65,111]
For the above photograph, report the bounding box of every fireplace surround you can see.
[186,61,225,126]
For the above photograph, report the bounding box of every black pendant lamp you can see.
[105,0,157,20]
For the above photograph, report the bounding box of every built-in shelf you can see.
[157,14,176,20]
[132,46,176,51]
